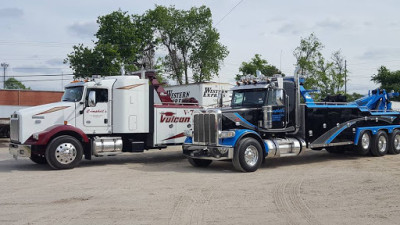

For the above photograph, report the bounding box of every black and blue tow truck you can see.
[183,72,400,172]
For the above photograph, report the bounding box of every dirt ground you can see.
[1,138,400,225]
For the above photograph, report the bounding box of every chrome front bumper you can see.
[9,143,31,159]
[182,144,234,160]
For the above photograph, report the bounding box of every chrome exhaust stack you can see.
[293,66,301,134]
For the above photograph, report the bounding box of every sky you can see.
[0,0,399,94]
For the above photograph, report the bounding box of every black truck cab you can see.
[183,74,400,172]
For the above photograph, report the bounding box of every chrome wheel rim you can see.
[394,134,400,151]
[244,145,259,167]
[55,143,77,164]
[361,133,370,149]
[378,135,387,153]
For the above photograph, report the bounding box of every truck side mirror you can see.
[88,91,96,107]
[276,89,284,106]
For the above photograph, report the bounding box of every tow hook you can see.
[191,148,209,157]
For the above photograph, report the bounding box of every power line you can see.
[347,59,400,66]
[5,74,74,78]
[0,40,92,47]
[10,67,71,70]
[0,40,137,48]
[215,0,245,26]
[0,40,89,45]
[0,78,73,83]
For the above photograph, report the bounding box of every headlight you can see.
[219,131,236,139]
[184,130,193,137]
[32,133,40,140]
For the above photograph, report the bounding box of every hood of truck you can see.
[12,102,76,144]
[219,107,262,130]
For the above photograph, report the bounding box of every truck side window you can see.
[233,92,244,106]
[87,89,108,103]
[96,89,108,103]
[267,89,284,106]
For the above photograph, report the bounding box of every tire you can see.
[370,130,388,157]
[232,137,263,172]
[356,131,371,156]
[388,129,400,154]
[45,135,83,169]
[188,158,212,167]
[29,154,47,164]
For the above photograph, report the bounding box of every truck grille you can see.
[193,112,219,145]
[10,114,19,142]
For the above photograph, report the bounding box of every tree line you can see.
[5,5,397,103]
[64,6,228,84]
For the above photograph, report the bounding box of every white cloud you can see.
[12,65,63,74]
[1,0,400,93]
[46,58,65,66]
[276,22,303,35]
[0,8,23,18]
[359,48,400,60]
[67,21,98,38]
[315,18,346,30]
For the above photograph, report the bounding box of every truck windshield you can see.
[231,89,267,108]
[62,86,84,102]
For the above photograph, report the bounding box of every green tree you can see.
[371,66,400,92]
[65,43,121,77]
[346,92,364,102]
[96,10,156,71]
[293,33,324,89]
[148,5,228,84]
[236,54,281,81]
[4,78,30,90]
[191,27,228,82]
[329,50,347,94]
[65,10,155,78]
[65,6,227,83]
[293,33,347,98]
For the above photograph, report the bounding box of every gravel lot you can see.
[1,138,400,225]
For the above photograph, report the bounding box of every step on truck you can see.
[9,70,198,169]
[183,69,400,172]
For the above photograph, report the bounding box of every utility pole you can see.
[344,60,347,95]
[1,63,9,89]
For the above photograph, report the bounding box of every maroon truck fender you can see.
[25,125,89,146]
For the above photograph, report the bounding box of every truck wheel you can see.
[233,137,263,172]
[45,135,83,169]
[370,130,388,157]
[188,158,212,167]
[388,129,400,154]
[29,154,47,164]
[356,131,371,155]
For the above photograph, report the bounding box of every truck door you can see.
[267,88,287,129]
[83,88,110,134]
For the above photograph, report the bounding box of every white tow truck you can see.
[9,71,198,169]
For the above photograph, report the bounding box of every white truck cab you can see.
[9,71,198,169]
